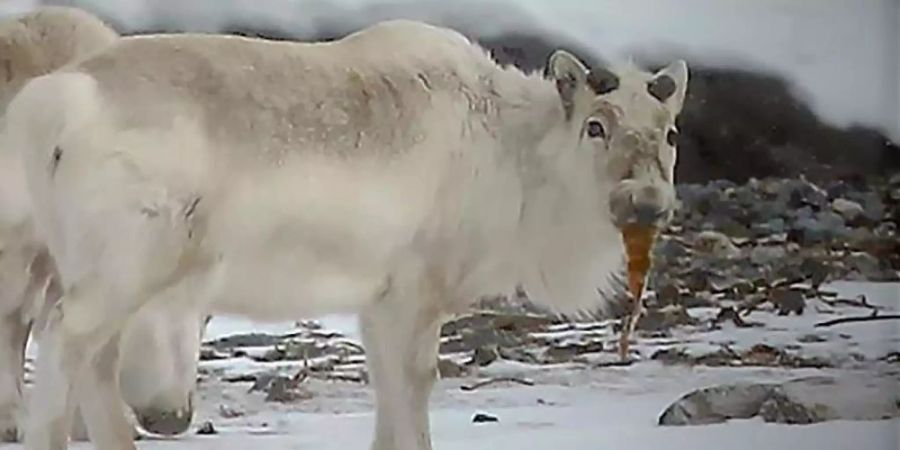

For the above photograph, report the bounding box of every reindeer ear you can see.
[649,60,688,113]
[547,50,589,120]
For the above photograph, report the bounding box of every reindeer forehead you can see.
[591,91,671,130]
[587,67,672,128]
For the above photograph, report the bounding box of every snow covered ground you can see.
[13,280,895,449]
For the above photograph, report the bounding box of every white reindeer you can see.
[0,6,207,442]
[6,18,688,450]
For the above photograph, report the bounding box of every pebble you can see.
[472,413,500,424]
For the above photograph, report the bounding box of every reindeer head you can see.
[547,51,688,228]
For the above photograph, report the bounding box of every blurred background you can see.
[2,0,897,183]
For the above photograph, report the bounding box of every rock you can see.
[831,198,864,222]
[255,348,287,362]
[775,376,900,422]
[439,312,547,354]
[658,383,775,425]
[218,405,245,419]
[264,376,313,403]
[208,333,282,350]
[889,173,900,187]
[797,334,828,343]
[659,375,900,426]
[199,347,230,361]
[196,421,217,435]
[651,344,832,369]
[798,257,831,289]
[758,390,823,424]
[635,306,698,332]
[651,348,693,365]
[280,340,329,360]
[844,252,882,279]
[542,341,603,363]
[247,373,280,392]
[692,231,740,259]
[790,212,847,245]
[749,245,787,265]
[438,358,469,378]
[714,306,764,328]
[467,346,499,367]
[653,282,683,307]
[742,344,788,366]
[654,236,690,261]
[855,192,885,222]
[472,412,499,424]
[684,267,714,292]
[768,288,806,316]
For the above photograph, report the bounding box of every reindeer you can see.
[5,18,688,450]
[0,6,207,442]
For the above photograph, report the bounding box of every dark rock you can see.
[542,341,603,363]
[636,306,698,332]
[797,334,828,343]
[207,333,282,350]
[199,347,229,361]
[679,292,717,309]
[218,405,245,419]
[196,421,217,435]
[831,198,864,222]
[264,376,313,403]
[749,245,787,265]
[655,237,690,260]
[658,383,775,425]
[438,359,470,378]
[714,307,764,328]
[496,347,543,365]
[467,346,499,367]
[472,413,499,424]
[255,348,286,362]
[651,348,693,365]
[844,252,883,279]
[660,376,900,427]
[280,340,329,360]
[848,192,885,222]
[759,390,823,424]
[223,374,258,384]
[654,283,683,307]
[769,288,806,316]
[692,231,740,259]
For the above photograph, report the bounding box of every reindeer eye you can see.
[586,119,606,139]
[666,128,679,146]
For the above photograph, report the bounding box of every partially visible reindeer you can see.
[6,18,687,450]
[0,6,207,442]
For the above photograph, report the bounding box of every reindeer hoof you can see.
[1,424,20,443]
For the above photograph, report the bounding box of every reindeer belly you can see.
[202,159,428,320]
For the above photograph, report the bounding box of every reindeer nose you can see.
[135,406,194,436]
[609,184,671,227]
[633,202,666,226]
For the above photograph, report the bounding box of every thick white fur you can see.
[0,6,205,443]
[7,18,688,450]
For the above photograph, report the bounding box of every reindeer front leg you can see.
[0,312,30,442]
[360,277,444,450]
[24,288,137,450]
[72,332,137,449]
